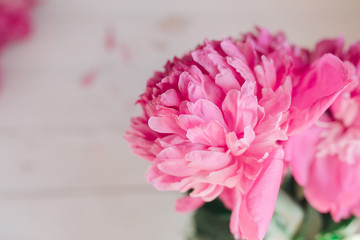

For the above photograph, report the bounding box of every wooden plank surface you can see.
[0,0,359,239]
[0,193,190,240]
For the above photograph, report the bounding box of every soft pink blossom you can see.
[0,0,34,49]
[125,29,351,239]
[0,0,34,88]
[286,38,360,222]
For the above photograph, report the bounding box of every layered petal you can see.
[285,124,322,185]
[288,54,352,135]
[285,39,360,222]
[175,196,205,212]
[222,88,258,133]
[229,148,284,240]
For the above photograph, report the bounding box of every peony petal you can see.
[226,126,256,156]
[220,38,247,62]
[285,125,322,186]
[190,183,224,201]
[175,196,204,212]
[146,162,163,183]
[352,201,360,218]
[215,66,241,93]
[222,89,258,133]
[202,185,224,202]
[158,161,199,177]
[311,37,344,61]
[191,42,219,77]
[288,54,352,135]
[230,148,284,240]
[159,89,182,107]
[179,71,207,101]
[304,155,342,214]
[153,175,183,191]
[259,87,291,116]
[158,146,185,160]
[157,135,187,148]
[255,56,276,90]
[239,76,256,98]
[187,120,226,146]
[148,116,185,134]
[180,57,225,105]
[186,150,231,171]
[207,161,238,184]
[219,187,237,210]
[177,114,204,130]
[227,57,256,82]
[229,187,243,240]
[188,82,207,102]
[188,99,226,127]
[243,157,263,179]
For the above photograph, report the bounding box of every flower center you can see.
[316,121,360,165]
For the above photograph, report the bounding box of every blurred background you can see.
[0,0,360,239]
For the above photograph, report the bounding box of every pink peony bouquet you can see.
[125,28,360,240]
[286,38,360,224]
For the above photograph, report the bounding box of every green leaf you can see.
[321,214,355,234]
[189,199,234,240]
[316,232,345,240]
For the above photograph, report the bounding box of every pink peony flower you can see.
[125,28,351,239]
[286,38,360,222]
[0,0,34,88]
[0,0,34,49]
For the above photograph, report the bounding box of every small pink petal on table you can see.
[104,28,116,51]
[81,70,98,87]
[120,44,132,62]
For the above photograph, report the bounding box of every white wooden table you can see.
[0,0,360,239]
